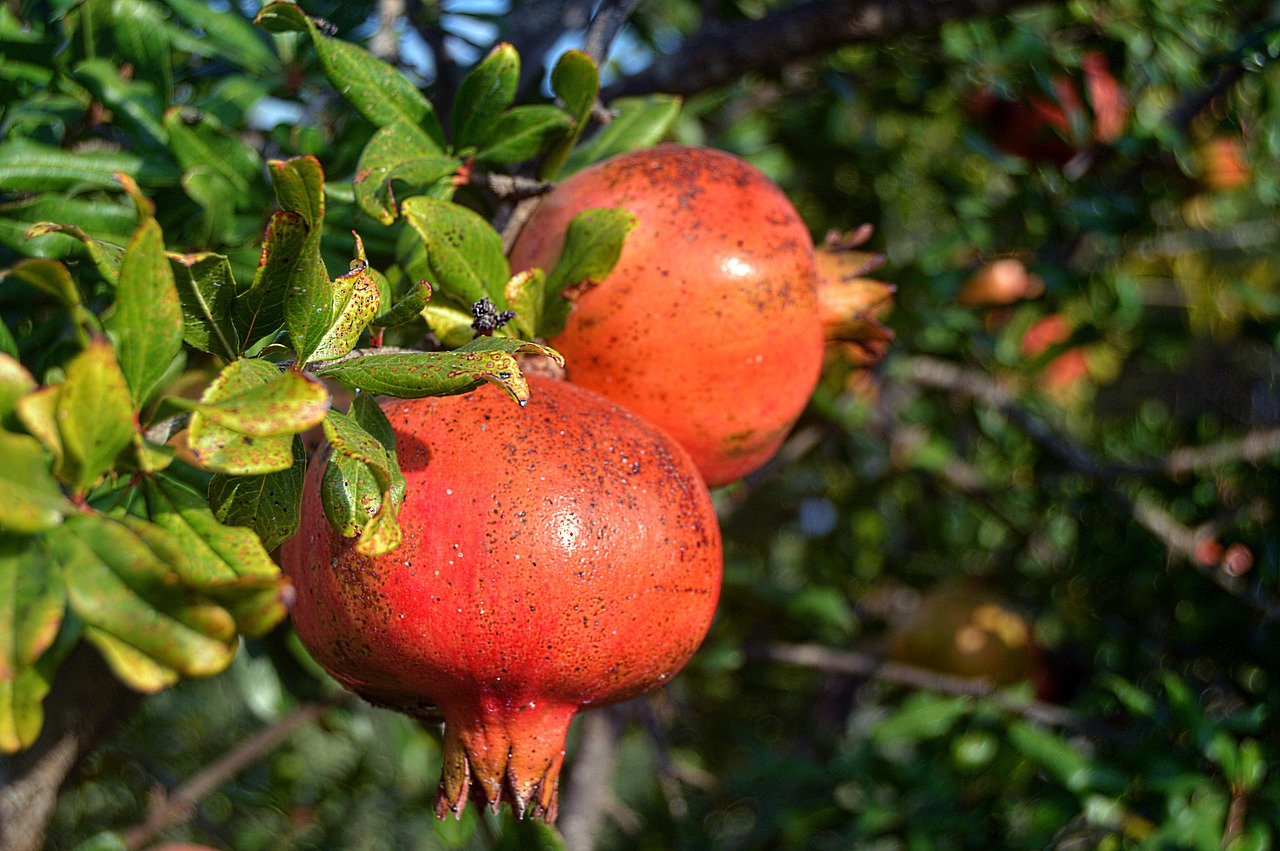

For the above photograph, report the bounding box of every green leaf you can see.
[474,105,573,165]
[143,476,288,637]
[163,106,262,201]
[0,431,69,535]
[23,223,124,284]
[561,95,683,176]
[168,252,240,361]
[161,0,280,74]
[421,303,478,349]
[109,0,173,99]
[255,2,445,147]
[16,340,136,493]
[354,122,459,225]
[269,156,333,364]
[232,210,307,347]
[541,50,599,180]
[372,279,433,328]
[71,58,167,148]
[0,320,16,359]
[50,513,239,690]
[308,236,382,363]
[539,207,638,337]
[1,257,81,309]
[320,409,402,555]
[207,436,305,552]
[108,217,184,406]
[0,139,180,192]
[186,359,316,475]
[401,196,509,310]
[316,338,562,405]
[503,268,545,340]
[187,365,329,437]
[0,353,36,422]
[0,664,53,752]
[451,43,519,151]
[0,535,67,679]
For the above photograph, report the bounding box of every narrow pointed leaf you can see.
[451,43,519,151]
[255,2,445,146]
[269,156,324,229]
[0,139,180,192]
[268,157,333,364]
[541,50,599,180]
[207,436,305,551]
[354,122,459,225]
[373,279,433,328]
[0,536,66,679]
[168,252,240,361]
[308,237,381,362]
[233,210,307,347]
[50,514,239,687]
[561,95,683,176]
[474,105,573,165]
[401,196,509,310]
[109,217,184,406]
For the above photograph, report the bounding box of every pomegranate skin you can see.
[279,377,722,821]
[510,145,824,486]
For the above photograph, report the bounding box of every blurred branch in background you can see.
[604,0,1062,99]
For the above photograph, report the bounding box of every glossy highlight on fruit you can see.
[279,377,723,821]
[511,145,825,486]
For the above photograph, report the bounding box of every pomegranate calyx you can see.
[435,698,576,822]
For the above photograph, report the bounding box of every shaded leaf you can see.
[168,252,240,361]
[207,435,305,552]
[1,257,81,309]
[162,0,280,73]
[0,535,66,679]
[108,218,184,406]
[71,58,167,148]
[421,302,479,349]
[233,209,307,347]
[354,122,459,224]
[0,139,180,192]
[164,109,261,201]
[255,2,445,146]
[562,95,683,176]
[269,157,333,364]
[451,43,519,151]
[401,195,509,310]
[321,409,402,555]
[474,105,573,166]
[0,664,53,752]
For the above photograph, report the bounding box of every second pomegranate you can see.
[511,145,825,487]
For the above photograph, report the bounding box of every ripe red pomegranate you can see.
[279,377,722,821]
[510,145,824,487]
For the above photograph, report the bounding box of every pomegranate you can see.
[279,377,722,821]
[509,145,824,486]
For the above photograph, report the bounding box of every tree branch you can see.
[583,0,643,65]
[558,708,623,851]
[603,0,1058,100]
[121,697,345,850]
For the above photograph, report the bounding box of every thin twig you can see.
[466,170,557,201]
[122,698,344,850]
[755,642,1091,731]
[582,0,643,65]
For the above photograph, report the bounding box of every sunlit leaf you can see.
[308,235,381,363]
[187,359,316,474]
[0,432,68,535]
[353,122,459,224]
[401,195,509,310]
[541,50,598,180]
[0,353,36,421]
[0,535,66,679]
[321,409,401,555]
[255,1,445,146]
[23,223,124,284]
[451,43,519,151]
[474,105,573,166]
[233,209,307,347]
[539,207,637,336]
[372,279,432,328]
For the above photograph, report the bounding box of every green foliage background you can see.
[3,0,1279,849]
